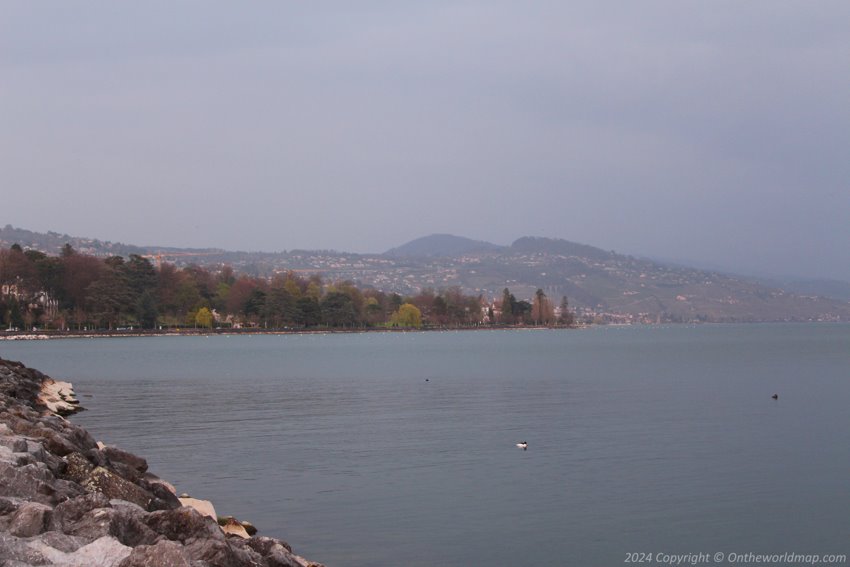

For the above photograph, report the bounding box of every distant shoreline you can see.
[0,325,584,341]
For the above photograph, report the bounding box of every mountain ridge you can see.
[2,225,848,323]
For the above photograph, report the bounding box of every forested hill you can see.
[2,225,849,324]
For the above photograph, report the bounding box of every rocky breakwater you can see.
[0,358,323,567]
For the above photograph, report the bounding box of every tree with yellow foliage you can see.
[389,303,422,328]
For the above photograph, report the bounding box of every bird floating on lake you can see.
[516,441,528,450]
[771,393,779,400]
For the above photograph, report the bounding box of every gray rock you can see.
[63,451,95,484]
[24,440,66,475]
[183,537,262,567]
[246,535,292,554]
[60,534,133,567]
[0,461,55,505]
[9,501,53,537]
[0,495,21,516]
[138,477,181,510]
[102,446,148,476]
[51,492,112,530]
[83,467,156,511]
[244,536,310,567]
[65,505,160,548]
[0,532,49,565]
[118,539,194,567]
[37,529,88,553]
[0,435,28,453]
[145,507,223,544]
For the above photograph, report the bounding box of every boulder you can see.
[102,445,148,477]
[246,535,292,555]
[247,536,316,567]
[140,473,176,495]
[141,479,181,510]
[0,496,21,516]
[220,517,250,539]
[0,461,56,505]
[36,530,88,553]
[118,539,194,567]
[0,435,28,453]
[183,537,262,567]
[83,467,156,511]
[63,451,95,484]
[61,535,132,567]
[51,492,111,530]
[9,501,53,537]
[178,496,217,520]
[0,532,48,565]
[64,505,160,548]
[145,507,223,543]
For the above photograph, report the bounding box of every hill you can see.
[0,225,221,258]
[2,225,849,323]
[384,234,505,257]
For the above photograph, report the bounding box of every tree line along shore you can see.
[0,243,575,333]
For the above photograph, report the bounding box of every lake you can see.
[2,324,849,566]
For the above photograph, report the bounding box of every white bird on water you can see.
[516,441,528,450]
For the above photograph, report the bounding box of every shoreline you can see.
[0,324,584,341]
[0,357,324,566]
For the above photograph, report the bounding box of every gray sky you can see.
[2,2,849,280]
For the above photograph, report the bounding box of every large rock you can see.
[182,537,262,567]
[246,535,292,555]
[64,505,160,548]
[63,451,95,484]
[0,461,57,505]
[0,532,48,565]
[220,517,250,539]
[36,529,88,553]
[9,501,53,537]
[101,446,148,477]
[118,539,194,567]
[51,492,111,530]
[82,467,156,511]
[145,507,223,544]
[140,478,181,510]
[245,536,311,567]
[60,535,132,567]
[178,496,217,520]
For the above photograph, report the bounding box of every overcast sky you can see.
[2,2,849,280]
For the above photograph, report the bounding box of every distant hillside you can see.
[510,236,615,262]
[757,277,850,303]
[3,225,849,323]
[384,234,504,257]
[0,225,219,258]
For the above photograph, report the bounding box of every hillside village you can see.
[2,226,849,325]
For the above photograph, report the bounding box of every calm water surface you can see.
[2,325,849,566]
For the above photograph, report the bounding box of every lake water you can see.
[2,325,849,566]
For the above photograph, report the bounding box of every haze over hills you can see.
[384,234,505,258]
[2,225,849,323]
